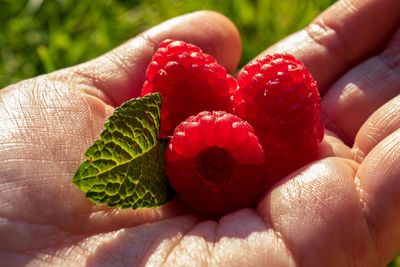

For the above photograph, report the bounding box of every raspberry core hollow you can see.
[165,111,266,214]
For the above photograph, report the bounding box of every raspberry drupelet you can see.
[141,39,237,138]
[165,111,265,215]
[233,54,324,173]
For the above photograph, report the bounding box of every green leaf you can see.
[72,93,174,209]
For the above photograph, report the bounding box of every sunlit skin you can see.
[1,0,400,265]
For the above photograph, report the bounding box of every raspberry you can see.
[141,39,237,138]
[165,111,265,214]
[233,54,324,173]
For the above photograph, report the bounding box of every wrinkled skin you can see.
[1,0,400,266]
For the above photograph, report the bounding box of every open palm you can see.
[1,1,400,266]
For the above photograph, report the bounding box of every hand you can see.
[0,0,399,266]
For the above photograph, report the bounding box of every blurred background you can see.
[0,0,399,265]
[0,0,337,88]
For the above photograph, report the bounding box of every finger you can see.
[353,95,400,161]
[160,209,296,266]
[321,27,400,145]
[50,11,241,106]
[355,128,400,265]
[317,129,353,160]
[257,158,385,266]
[258,0,400,92]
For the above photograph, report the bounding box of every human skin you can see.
[0,0,400,266]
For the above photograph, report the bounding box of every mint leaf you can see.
[72,93,174,209]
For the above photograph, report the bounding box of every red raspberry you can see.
[141,39,237,138]
[233,54,324,173]
[165,111,265,215]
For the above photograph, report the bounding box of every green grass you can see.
[390,256,400,267]
[0,0,399,265]
[0,0,335,87]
